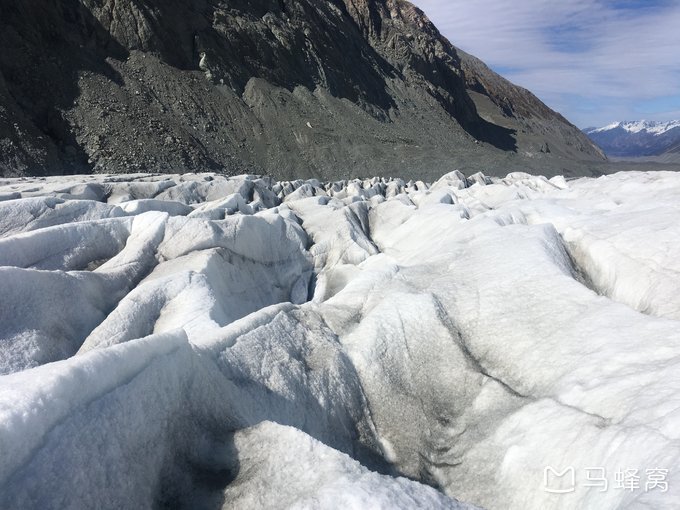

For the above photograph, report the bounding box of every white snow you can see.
[589,119,680,135]
[0,170,679,509]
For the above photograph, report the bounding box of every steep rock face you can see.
[0,0,605,179]
[458,50,607,161]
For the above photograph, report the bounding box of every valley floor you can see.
[1,169,679,509]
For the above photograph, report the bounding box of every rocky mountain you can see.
[584,120,680,161]
[0,0,605,179]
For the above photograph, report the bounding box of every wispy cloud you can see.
[410,0,680,127]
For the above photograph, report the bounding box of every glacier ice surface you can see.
[1,170,680,509]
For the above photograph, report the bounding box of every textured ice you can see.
[1,170,679,509]
[221,421,472,509]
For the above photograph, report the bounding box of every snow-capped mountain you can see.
[2,170,680,508]
[584,120,680,157]
[588,120,680,135]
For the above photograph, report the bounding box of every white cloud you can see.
[410,0,680,126]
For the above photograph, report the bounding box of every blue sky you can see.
[410,0,680,127]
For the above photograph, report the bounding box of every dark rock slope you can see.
[0,0,605,179]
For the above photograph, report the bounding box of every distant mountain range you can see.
[584,121,680,161]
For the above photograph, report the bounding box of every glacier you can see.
[0,170,679,509]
